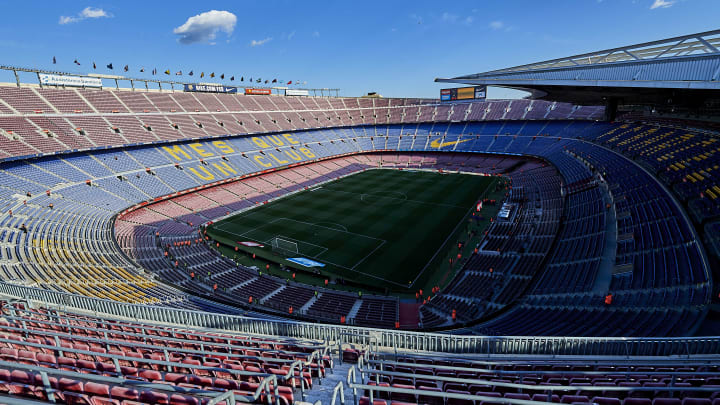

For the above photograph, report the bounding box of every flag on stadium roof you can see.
[210,72,215,78]
[240,76,244,81]
[106,63,113,69]
[175,71,182,75]
[164,70,170,75]
[92,62,96,69]
[230,76,234,81]
[200,72,204,78]
[256,78,261,83]
[124,65,129,72]
[220,74,224,79]
[73,59,80,65]
[272,79,277,83]
[287,80,292,85]
[52,56,56,64]
[152,68,157,75]
[140,67,145,72]
[188,71,193,76]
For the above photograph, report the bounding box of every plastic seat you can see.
[91,397,120,405]
[138,369,163,382]
[0,369,12,393]
[77,359,99,373]
[164,372,187,385]
[169,393,201,405]
[389,383,415,403]
[9,370,40,398]
[624,397,654,405]
[111,386,140,402]
[359,397,386,405]
[533,394,561,402]
[214,378,239,390]
[63,391,94,405]
[683,400,712,405]
[85,382,111,398]
[446,389,474,405]
[367,382,391,400]
[58,356,78,371]
[653,399,683,405]
[592,397,622,405]
[417,386,444,405]
[505,393,532,401]
[139,390,169,404]
[37,353,57,366]
[562,395,591,403]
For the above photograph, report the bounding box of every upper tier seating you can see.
[0,85,603,161]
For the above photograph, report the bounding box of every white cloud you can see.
[442,12,474,26]
[442,12,458,23]
[59,7,111,25]
[250,37,272,47]
[287,31,296,40]
[489,20,505,30]
[81,7,109,18]
[312,31,320,38]
[59,16,79,24]
[650,0,675,8]
[173,10,237,45]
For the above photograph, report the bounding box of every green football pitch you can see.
[207,169,496,289]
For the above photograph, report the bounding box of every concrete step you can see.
[303,356,354,405]
[347,299,363,320]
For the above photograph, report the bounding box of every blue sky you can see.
[0,0,718,98]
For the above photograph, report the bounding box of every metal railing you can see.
[339,363,720,405]
[3,282,720,357]
[0,359,272,405]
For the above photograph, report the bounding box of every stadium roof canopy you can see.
[436,29,720,108]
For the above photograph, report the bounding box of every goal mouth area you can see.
[270,236,302,256]
[239,218,386,271]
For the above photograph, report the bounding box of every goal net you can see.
[271,237,299,255]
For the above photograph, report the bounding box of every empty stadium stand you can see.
[0,82,713,340]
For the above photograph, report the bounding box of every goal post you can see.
[271,237,299,255]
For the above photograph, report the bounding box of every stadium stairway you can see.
[299,295,319,313]
[304,360,355,405]
[593,176,618,294]
[347,300,363,321]
[259,285,288,305]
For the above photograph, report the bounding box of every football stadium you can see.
[0,2,719,404]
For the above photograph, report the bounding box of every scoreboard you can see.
[440,86,486,102]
